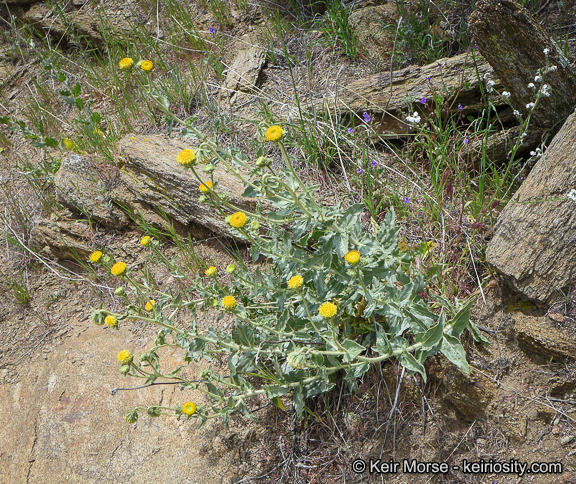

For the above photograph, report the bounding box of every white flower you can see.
[534,75,541,82]
[549,65,557,71]
[513,110,520,117]
[488,80,495,86]
[502,91,511,98]
[528,83,535,89]
[406,112,421,124]
[540,84,551,97]
[543,48,550,55]
[568,189,576,203]
[526,102,535,109]
[521,133,528,138]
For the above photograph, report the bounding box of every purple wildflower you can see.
[348,127,354,133]
[427,76,432,81]
[457,103,463,110]
[363,112,371,123]
[420,97,427,104]
[371,160,377,167]
[209,27,215,34]
[357,168,362,174]
[403,197,410,204]
[473,45,478,51]
[464,137,469,144]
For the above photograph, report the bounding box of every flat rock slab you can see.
[221,43,265,104]
[318,53,503,134]
[486,111,576,304]
[514,314,576,361]
[115,134,257,239]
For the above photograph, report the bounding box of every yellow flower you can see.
[288,275,304,290]
[105,315,118,328]
[117,350,133,365]
[93,127,104,137]
[145,300,156,311]
[89,250,102,263]
[182,402,197,416]
[62,138,76,150]
[199,181,212,193]
[119,57,134,69]
[318,302,337,319]
[141,235,150,246]
[229,211,247,228]
[226,264,236,273]
[141,60,154,72]
[205,266,217,277]
[344,250,361,265]
[177,149,196,166]
[222,296,237,311]
[265,125,284,142]
[111,262,127,276]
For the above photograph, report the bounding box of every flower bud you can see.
[115,287,126,297]
[199,195,207,203]
[119,364,131,375]
[203,163,215,174]
[226,264,236,273]
[124,410,138,424]
[147,406,162,417]
[256,156,272,167]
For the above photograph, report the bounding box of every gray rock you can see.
[348,4,398,64]
[486,111,576,304]
[221,43,266,104]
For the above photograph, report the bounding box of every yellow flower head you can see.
[141,60,154,72]
[141,235,150,246]
[344,250,361,265]
[199,181,213,193]
[226,264,236,273]
[288,275,304,290]
[318,301,337,319]
[265,125,284,142]
[229,211,247,228]
[63,138,76,150]
[222,296,237,311]
[93,127,104,137]
[105,315,118,328]
[119,57,134,69]
[182,402,197,416]
[205,266,217,277]
[117,350,133,365]
[177,149,196,166]
[89,250,103,263]
[145,300,156,311]
[111,262,127,276]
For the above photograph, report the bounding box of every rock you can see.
[461,126,545,168]
[114,134,259,239]
[514,313,576,361]
[469,0,576,131]
[221,43,266,104]
[485,111,576,304]
[29,216,92,260]
[54,154,130,228]
[19,0,147,48]
[348,4,398,64]
[441,365,497,419]
[318,53,504,134]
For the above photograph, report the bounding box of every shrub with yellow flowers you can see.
[93,108,485,428]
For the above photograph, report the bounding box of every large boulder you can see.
[469,0,576,132]
[486,111,576,304]
[318,52,505,134]
[220,42,266,105]
[348,4,398,64]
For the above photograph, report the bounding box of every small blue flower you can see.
[427,76,432,81]
[371,160,377,167]
[348,127,354,133]
[357,168,362,174]
[363,112,371,123]
[209,27,215,34]
[473,45,478,51]
[420,97,427,104]
[458,103,463,110]
[403,197,410,204]
[464,137,469,144]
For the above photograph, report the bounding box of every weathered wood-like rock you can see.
[319,53,504,134]
[29,216,92,260]
[469,0,576,131]
[54,154,130,228]
[221,43,265,104]
[486,111,576,304]
[514,314,576,361]
[115,134,257,239]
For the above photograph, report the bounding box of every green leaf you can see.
[263,384,290,399]
[293,385,305,419]
[44,137,58,148]
[398,350,426,380]
[441,334,469,373]
[417,313,444,350]
[72,82,81,97]
[91,112,101,124]
[449,300,473,337]
[374,323,391,356]
[341,339,365,362]
[469,321,490,346]
[271,396,285,410]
